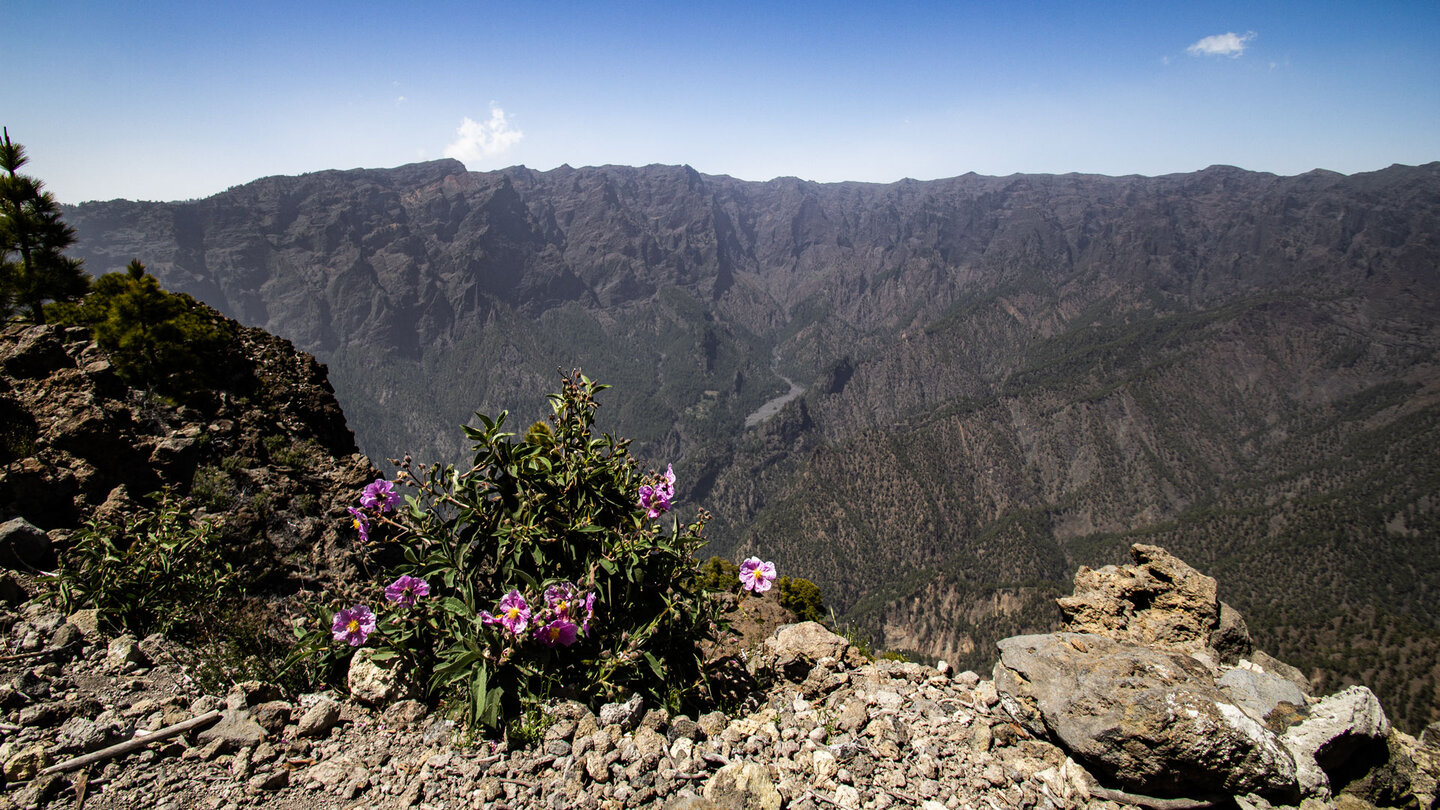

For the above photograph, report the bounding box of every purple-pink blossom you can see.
[384,575,430,607]
[581,591,597,634]
[331,605,376,646]
[542,582,595,633]
[638,464,676,518]
[482,589,531,636]
[739,557,777,593]
[360,478,401,513]
[544,583,579,618]
[347,507,371,543]
[534,618,580,648]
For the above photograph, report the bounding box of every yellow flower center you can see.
[347,619,360,633]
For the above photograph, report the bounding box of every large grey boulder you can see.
[1217,666,1307,727]
[0,518,54,570]
[995,633,1298,800]
[1281,685,1391,799]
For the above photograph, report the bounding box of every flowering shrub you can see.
[295,372,719,729]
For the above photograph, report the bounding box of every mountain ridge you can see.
[63,158,1440,729]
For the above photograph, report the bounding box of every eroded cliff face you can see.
[0,316,379,589]
[63,161,1440,729]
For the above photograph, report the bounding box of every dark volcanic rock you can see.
[0,318,380,590]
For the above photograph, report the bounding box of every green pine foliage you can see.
[0,129,88,323]
[49,259,233,398]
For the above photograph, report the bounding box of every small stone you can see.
[812,749,838,780]
[106,635,151,671]
[65,609,102,640]
[3,743,48,781]
[833,784,862,809]
[973,680,999,707]
[598,694,645,732]
[0,518,54,570]
[384,698,428,727]
[641,707,670,732]
[703,761,782,810]
[296,698,342,738]
[226,680,283,709]
[49,621,82,650]
[305,755,366,791]
[196,709,267,752]
[347,648,407,705]
[697,711,727,739]
[586,751,611,783]
[970,722,992,754]
[668,714,701,743]
[251,700,292,734]
[248,769,290,791]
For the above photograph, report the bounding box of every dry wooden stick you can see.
[39,710,222,776]
[1087,785,1221,810]
[0,645,77,664]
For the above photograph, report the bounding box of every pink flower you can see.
[638,464,676,518]
[581,591,597,634]
[541,583,596,634]
[534,618,580,648]
[331,605,376,646]
[360,479,401,513]
[481,589,531,636]
[384,575,430,607]
[347,507,371,543]
[739,557,777,593]
[544,582,579,619]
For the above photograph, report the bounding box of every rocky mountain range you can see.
[62,159,1440,730]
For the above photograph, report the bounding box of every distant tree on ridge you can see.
[0,128,89,323]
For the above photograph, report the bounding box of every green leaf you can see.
[643,651,665,680]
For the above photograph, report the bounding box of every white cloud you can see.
[443,106,524,166]
[1186,31,1256,58]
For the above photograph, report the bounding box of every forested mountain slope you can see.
[66,160,1440,728]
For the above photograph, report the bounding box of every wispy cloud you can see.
[443,106,524,166]
[1186,31,1256,58]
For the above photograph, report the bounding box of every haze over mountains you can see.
[64,159,1440,730]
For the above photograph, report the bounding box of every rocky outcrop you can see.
[0,545,1434,809]
[0,320,380,589]
[995,543,1436,807]
[1057,544,1251,663]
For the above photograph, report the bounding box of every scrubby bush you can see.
[295,372,723,729]
[698,555,741,592]
[47,490,238,636]
[778,575,825,622]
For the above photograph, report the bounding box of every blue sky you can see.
[6,1,1438,203]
